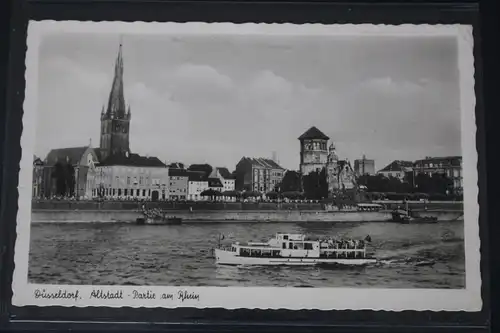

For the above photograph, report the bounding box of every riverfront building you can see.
[168,168,189,200]
[325,143,357,195]
[234,157,285,193]
[413,156,463,193]
[90,152,169,200]
[298,126,329,176]
[354,155,375,176]
[32,156,48,199]
[377,160,414,181]
[43,146,101,199]
[187,173,209,201]
[210,167,236,192]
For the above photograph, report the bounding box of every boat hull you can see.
[214,249,376,266]
[136,217,182,225]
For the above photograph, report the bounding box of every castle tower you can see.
[99,42,131,161]
[298,126,329,176]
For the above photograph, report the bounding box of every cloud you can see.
[167,63,234,106]
[360,77,424,96]
[44,56,109,92]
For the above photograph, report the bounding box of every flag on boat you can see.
[365,235,372,242]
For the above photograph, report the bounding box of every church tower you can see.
[99,42,131,161]
[298,126,329,176]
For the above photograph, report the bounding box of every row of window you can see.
[303,142,327,151]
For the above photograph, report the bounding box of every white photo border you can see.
[12,21,481,312]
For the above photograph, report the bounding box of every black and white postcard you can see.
[13,21,481,311]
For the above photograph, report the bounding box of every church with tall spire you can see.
[99,42,132,161]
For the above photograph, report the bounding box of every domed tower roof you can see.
[298,126,330,141]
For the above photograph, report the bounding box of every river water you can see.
[28,221,465,288]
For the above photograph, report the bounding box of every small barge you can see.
[214,233,376,266]
[136,206,182,225]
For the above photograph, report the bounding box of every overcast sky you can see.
[35,33,461,172]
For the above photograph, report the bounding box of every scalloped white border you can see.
[12,21,481,311]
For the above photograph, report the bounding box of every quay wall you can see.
[31,209,464,223]
[31,200,464,212]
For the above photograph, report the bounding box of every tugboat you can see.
[389,201,437,224]
[213,233,376,266]
[136,206,182,225]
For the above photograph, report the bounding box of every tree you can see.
[222,190,239,198]
[200,189,222,201]
[65,163,75,196]
[277,170,301,193]
[302,168,328,200]
[188,164,213,178]
[415,173,453,195]
[266,191,279,200]
[242,191,261,199]
[168,162,185,169]
[282,191,304,200]
[52,162,67,196]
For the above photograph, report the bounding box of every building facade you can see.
[187,173,209,201]
[90,152,169,200]
[234,157,285,193]
[32,156,46,198]
[42,146,101,199]
[377,160,414,181]
[325,143,357,196]
[298,126,329,176]
[354,155,375,176]
[210,167,236,192]
[168,168,189,200]
[413,156,463,193]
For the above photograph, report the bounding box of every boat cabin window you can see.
[283,235,289,240]
[289,242,293,249]
[282,242,286,249]
[304,242,313,250]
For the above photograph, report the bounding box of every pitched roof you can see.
[208,177,223,187]
[298,126,330,141]
[240,157,285,170]
[216,167,235,179]
[414,156,462,167]
[169,168,189,177]
[378,160,413,172]
[99,153,167,167]
[44,146,90,166]
[188,172,206,182]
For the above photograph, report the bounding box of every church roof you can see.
[298,126,330,141]
[105,43,127,119]
[44,146,90,166]
[99,153,167,168]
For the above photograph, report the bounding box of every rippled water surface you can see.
[29,221,465,288]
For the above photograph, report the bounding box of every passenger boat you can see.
[136,207,182,225]
[214,233,376,266]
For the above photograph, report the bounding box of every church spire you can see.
[106,41,126,119]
